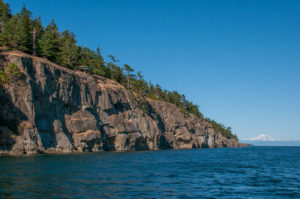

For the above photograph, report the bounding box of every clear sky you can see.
[7,0,300,140]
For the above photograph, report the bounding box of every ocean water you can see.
[0,147,299,198]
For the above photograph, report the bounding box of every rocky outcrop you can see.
[0,51,245,155]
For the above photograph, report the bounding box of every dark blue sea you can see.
[0,146,299,198]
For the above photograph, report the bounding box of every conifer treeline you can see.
[0,1,237,140]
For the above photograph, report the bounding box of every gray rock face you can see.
[0,51,245,155]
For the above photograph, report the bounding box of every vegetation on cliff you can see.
[0,62,21,84]
[0,1,237,140]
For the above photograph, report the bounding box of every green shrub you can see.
[0,62,22,84]
[0,70,8,83]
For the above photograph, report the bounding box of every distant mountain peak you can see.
[244,134,276,141]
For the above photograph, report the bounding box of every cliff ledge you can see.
[0,51,245,155]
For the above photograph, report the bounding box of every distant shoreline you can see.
[242,140,300,147]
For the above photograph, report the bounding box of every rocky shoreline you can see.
[0,51,245,155]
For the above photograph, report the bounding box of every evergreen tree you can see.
[33,16,43,37]
[0,0,11,33]
[95,46,104,66]
[137,71,143,80]
[123,64,134,88]
[76,46,106,76]
[93,46,105,75]
[132,71,148,94]
[148,83,157,99]
[0,14,23,49]
[104,54,123,82]
[110,64,125,83]
[19,5,33,53]
[59,30,78,68]
[38,19,61,62]
[108,54,118,63]
[33,16,44,56]
[96,47,101,57]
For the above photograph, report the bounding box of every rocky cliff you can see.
[0,51,245,155]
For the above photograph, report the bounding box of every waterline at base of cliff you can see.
[0,51,244,155]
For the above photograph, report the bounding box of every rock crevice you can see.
[0,51,245,155]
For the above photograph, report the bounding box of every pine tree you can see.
[110,64,125,83]
[19,5,33,53]
[123,64,134,88]
[95,46,105,67]
[0,14,23,49]
[96,46,101,57]
[59,30,78,68]
[0,0,11,34]
[132,71,146,93]
[33,16,44,56]
[137,71,143,80]
[38,19,61,62]
[108,54,118,63]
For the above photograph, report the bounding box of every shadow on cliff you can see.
[22,56,125,151]
[22,57,79,149]
[0,56,28,150]
[145,102,171,149]
[82,85,109,151]
[146,102,166,133]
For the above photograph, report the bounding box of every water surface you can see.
[0,147,299,198]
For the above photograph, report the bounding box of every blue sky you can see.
[7,0,300,140]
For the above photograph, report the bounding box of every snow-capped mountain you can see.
[243,134,276,141]
[241,134,300,146]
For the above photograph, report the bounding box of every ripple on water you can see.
[0,146,300,198]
